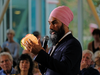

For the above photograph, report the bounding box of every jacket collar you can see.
[49,32,73,55]
[56,31,71,46]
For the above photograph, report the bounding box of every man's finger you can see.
[38,38,42,46]
[25,42,31,49]
[26,40,32,46]
[29,39,34,45]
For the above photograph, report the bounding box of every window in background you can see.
[57,0,98,50]
[6,0,29,55]
[57,0,78,38]
[92,0,100,19]
[83,0,97,50]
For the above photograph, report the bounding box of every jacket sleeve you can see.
[39,65,47,74]
[35,42,82,75]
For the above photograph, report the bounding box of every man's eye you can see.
[52,21,56,25]
[83,56,85,58]
[1,61,3,63]
[26,61,29,64]
[86,57,89,59]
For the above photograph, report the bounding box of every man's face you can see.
[0,55,12,71]
[48,16,65,45]
[81,53,92,67]
[7,33,14,40]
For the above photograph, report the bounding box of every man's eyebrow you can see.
[52,20,57,23]
[48,20,57,23]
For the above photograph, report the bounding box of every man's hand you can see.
[97,67,100,73]
[25,38,44,55]
[80,61,88,70]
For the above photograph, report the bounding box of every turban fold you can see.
[49,6,74,26]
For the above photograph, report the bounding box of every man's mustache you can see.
[50,29,57,34]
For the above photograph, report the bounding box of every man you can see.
[25,6,82,75]
[79,50,99,75]
[1,47,17,68]
[0,52,17,75]
[2,29,19,62]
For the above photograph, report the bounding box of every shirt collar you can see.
[2,67,15,74]
[10,67,15,74]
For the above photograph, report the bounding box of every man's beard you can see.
[50,24,65,46]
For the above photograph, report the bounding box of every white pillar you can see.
[36,0,41,32]
[28,0,32,33]
[45,0,49,36]
[0,0,3,45]
[78,0,83,49]
[9,0,12,29]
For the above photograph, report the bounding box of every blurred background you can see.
[0,0,100,55]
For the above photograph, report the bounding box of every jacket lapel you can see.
[50,34,73,56]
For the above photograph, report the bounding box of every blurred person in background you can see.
[88,29,100,53]
[33,31,41,39]
[0,52,17,75]
[33,31,50,53]
[22,50,35,59]
[79,50,99,75]
[89,23,98,35]
[93,51,100,73]
[84,23,98,50]
[22,50,42,75]
[17,54,33,75]
[1,47,10,53]
[2,29,19,63]
[0,47,17,68]
[33,31,43,45]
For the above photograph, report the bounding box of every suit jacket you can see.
[35,34,82,75]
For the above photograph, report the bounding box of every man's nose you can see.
[3,61,7,65]
[82,57,86,61]
[49,24,53,30]
[84,58,87,61]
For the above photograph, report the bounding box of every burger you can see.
[21,34,38,49]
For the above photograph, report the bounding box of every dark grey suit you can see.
[35,34,82,75]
